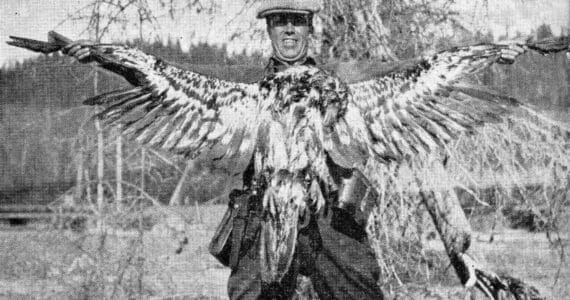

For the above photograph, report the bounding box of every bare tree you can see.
[318,0,462,61]
[319,0,395,61]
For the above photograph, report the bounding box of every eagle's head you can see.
[259,65,349,127]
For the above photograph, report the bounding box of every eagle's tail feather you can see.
[7,31,72,54]
[47,31,72,46]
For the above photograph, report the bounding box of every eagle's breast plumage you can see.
[255,65,351,183]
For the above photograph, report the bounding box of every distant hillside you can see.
[485,51,569,109]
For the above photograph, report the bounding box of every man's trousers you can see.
[225,203,384,300]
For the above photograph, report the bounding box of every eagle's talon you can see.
[312,195,325,213]
[459,253,478,288]
[457,253,541,300]
[307,178,326,213]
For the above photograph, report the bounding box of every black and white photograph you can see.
[0,0,569,299]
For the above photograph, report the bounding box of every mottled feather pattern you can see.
[84,44,261,163]
[256,66,348,177]
[348,44,522,161]
[259,171,305,283]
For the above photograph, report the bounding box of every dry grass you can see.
[0,205,229,299]
[0,205,567,299]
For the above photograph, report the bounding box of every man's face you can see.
[267,13,311,62]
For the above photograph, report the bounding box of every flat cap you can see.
[256,0,321,19]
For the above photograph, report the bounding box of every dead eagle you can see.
[8,31,569,286]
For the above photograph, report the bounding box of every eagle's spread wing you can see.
[85,46,260,162]
[345,41,568,164]
[8,32,261,164]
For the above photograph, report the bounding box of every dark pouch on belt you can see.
[208,190,260,268]
[208,202,236,267]
[228,193,262,269]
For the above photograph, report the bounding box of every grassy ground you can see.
[0,205,567,299]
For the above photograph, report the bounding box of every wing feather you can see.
[347,43,532,162]
[122,104,167,136]
[323,39,569,165]
[75,43,262,164]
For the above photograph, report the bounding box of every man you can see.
[209,1,384,299]
[65,1,384,299]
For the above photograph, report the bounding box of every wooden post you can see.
[195,200,202,224]
[85,169,92,200]
[136,6,145,297]
[74,141,84,206]
[95,70,105,232]
[169,159,198,206]
[140,148,145,193]
[116,127,123,211]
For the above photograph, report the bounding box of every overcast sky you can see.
[1,0,568,66]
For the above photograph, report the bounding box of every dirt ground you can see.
[0,205,568,299]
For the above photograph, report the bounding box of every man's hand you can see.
[62,40,96,63]
[498,43,526,64]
